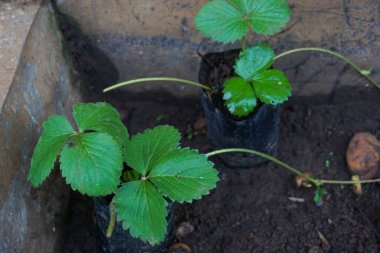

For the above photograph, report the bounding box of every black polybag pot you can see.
[94,197,176,253]
[199,50,280,168]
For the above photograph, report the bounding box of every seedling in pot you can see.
[195,0,380,110]
[221,43,291,117]
[103,0,380,117]
[104,41,292,118]
[28,102,219,245]
[195,0,292,117]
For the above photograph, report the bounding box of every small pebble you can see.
[346,132,380,179]
[192,116,206,131]
[175,221,194,238]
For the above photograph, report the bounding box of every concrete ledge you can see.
[0,1,41,109]
[0,3,82,252]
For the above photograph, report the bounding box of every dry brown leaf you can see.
[295,172,313,188]
[317,230,331,247]
[168,242,191,253]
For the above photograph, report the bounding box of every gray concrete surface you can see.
[0,1,41,108]
[0,2,82,252]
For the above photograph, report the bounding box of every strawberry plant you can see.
[103,0,380,117]
[104,0,292,118]
[29,102,219,245]
[28,102,128,195]
[221,43,291,117]
[28,103,380,248]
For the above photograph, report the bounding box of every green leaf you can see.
[149,148,219,203]
[228,0,256,15]
[113,180,168,245]
[253,70,291,105]
[195,0,290,43]
[235,44,275,80]
[28,115,75,186]
[248,0,291,35]
[223,77,257,117]
[73,102,129,147]
[195,0,250,43]
[60,132,123,196]
[123,125,180,175]
[314,186,328,204]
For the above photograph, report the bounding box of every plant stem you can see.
[206,148,380,186]
[242,36,246,54]
[320,178,380,185]
[206,148,316,184]
[274,47,380,90]
[106,203,116,238]
[103,77,213,93]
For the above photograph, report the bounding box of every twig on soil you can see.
[288,197,305,203]
[317,230,331,247]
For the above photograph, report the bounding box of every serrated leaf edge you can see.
[195,0,291,43]
[123,125,181,175]
[28,115,76,187]
[128,125,181,144]
[59,132,123,196]
[252,69,292,106]
[149,148,219,203]
[113,181,169,245]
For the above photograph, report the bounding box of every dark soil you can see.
[63,86,380,253]
[198,49,239,115]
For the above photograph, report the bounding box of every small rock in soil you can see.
[346,132,380,179]
[175,221,194,238]
[192,116,206,131]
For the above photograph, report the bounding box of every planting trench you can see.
[59,31,380,251]
[62,86,380,253]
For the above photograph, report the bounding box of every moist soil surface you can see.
[63,86,380,253]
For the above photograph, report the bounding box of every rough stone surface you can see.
[0,1,41,108]
[0,3,82,253]
[55,0,380,96]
